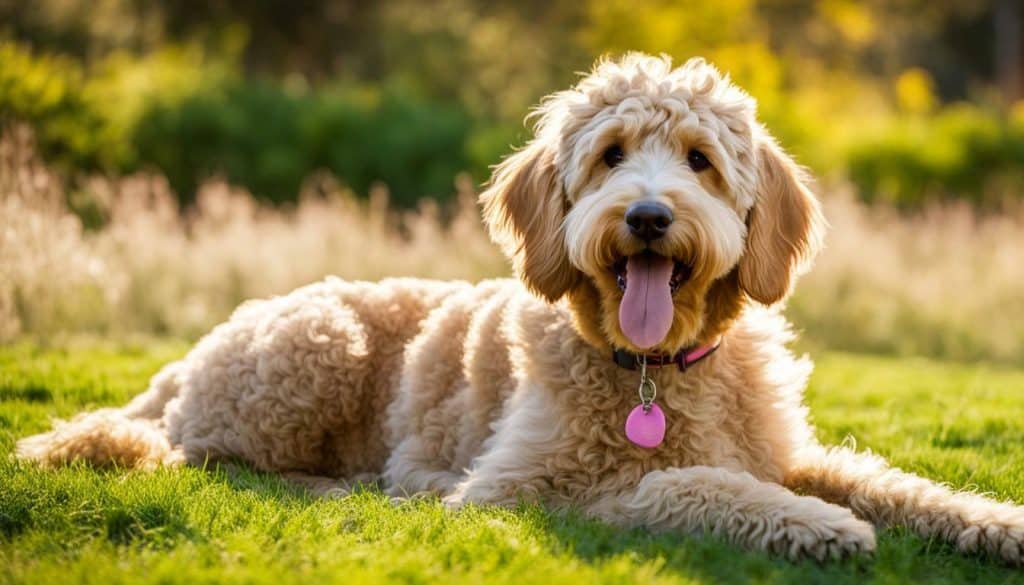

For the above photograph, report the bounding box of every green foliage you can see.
[0,42,106,168]
[846,106,1024,207]
[4,0,1024,208]
[0,40,502,206]
[136,82,483,206]
[0,41,230,174]
[3,344,1024,582]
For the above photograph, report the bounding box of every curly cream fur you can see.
[16,54,1024,564]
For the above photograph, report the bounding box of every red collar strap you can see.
[611,341,720,372]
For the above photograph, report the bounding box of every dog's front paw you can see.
[442,479,524,511]
[770,510,877,562]
[442,492,468,511]
[955,503,1024,565]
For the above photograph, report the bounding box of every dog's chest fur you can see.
[381,278,813,500]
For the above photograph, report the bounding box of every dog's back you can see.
[16,276,507,476]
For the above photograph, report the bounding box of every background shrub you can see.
[0,41,506,207]
[846,106,1024,207]
[135,82,487,206]
[4,0,1024,212]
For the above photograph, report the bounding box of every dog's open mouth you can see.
[612,253,692,294]
[611,252,693,349]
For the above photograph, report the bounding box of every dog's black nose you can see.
[625,201,673,241]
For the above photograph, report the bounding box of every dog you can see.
[17,54,1024,563]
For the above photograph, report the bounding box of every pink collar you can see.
[611,340,720,372]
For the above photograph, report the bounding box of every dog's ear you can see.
[480,139,580,301]
[738,137,826,305]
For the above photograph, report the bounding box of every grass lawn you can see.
[1,341,1023,584]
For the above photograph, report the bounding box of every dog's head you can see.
[481,54,824,353]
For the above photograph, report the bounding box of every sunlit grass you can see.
[2,343,1023,584]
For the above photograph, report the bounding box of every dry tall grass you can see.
[2,128,1022,363]
[0,128,505,341]
[792,192,1024,363]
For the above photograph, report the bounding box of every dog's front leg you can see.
[786,446,1024,564]
[442,384,573,510]
[589,466,876,562]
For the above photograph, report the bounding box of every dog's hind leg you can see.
[15,361,186,470]
[786,445,1024,565]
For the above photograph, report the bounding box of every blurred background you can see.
[1,0,1023,364]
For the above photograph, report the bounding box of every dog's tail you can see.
[15,361,186,470]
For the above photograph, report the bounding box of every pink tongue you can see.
[618,254,675,349]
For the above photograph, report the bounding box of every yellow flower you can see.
[895,68,937,115]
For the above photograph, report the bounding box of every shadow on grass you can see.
[0,383,53,402]
[0,460,198,548]
[5,455,1018,584]
[531,507,1021,584]
[531,507,876,584]
[204,463,1021,584]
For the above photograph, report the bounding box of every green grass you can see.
[1,342,1023,584]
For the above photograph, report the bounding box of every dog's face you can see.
[482,54,824,353]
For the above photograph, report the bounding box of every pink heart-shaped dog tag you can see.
[625,403,666,448]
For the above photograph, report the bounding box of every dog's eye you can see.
[687,149,712,172]
[603,145,625,168]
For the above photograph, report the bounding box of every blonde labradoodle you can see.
[18,54,1024,563]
